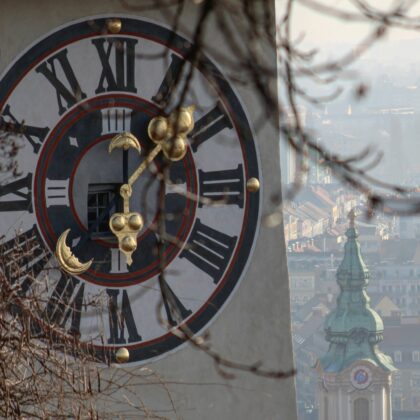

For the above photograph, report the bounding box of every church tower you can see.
[316,212,395,420]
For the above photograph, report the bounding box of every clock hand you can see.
[127,143,162,187]
[123,149,128,184]
[108,106,196,266]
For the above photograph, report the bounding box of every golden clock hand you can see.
[108,106,195,266]
[127,143,162,187]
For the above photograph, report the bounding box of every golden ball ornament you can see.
[111,215,126,231]
[115,347,130,363]
[121,235,137,252]
[106,19,122,34]
[246,177,260,193]
[162,136,188,161]
[128,213,143,230]
[148,116,169,143]
[169,108,194,134]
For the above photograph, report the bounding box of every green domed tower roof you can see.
[319,211,395,373]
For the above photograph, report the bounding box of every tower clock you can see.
[0,16,260,365]
[0,4,297,419]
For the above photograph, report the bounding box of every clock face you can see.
[0,16,260,364]
[351,366,372,389]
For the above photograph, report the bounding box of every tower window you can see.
[87,184,120,235]
[353,398,369,420]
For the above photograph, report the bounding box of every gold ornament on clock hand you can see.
[108,105,195,265]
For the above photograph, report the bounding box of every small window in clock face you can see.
[87,184,119,234]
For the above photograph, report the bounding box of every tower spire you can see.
[319,210,394,373]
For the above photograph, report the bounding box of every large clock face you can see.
[0,16,260,364]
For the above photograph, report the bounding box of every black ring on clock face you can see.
[0,16,261,365]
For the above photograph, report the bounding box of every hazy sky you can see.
[276,1,420,53]
[276,1,420,185]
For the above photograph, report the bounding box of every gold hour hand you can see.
[128,143,163,187]
[107,106,195,265]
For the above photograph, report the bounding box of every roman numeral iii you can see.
[198,164,244,208]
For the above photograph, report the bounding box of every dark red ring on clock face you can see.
[33,94,198,287]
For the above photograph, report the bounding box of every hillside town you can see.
[287,183,420,419]
[285,67,420,419]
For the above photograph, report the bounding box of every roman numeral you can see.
[45,178,70,207]
[180,219,237,284]
[152,53,184,107]
[110,249,128,273]
[35,49,86,115]
[100,107,132,135]
[0,173,32,212]
[106,289,142,344]
[0,226,49,293]
[1,105,49,154]
[92,37,138,94]
[199,164,244,208]
[189,102,233,152]
[159,275,192,327]
[44,273,85,335]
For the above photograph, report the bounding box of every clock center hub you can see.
[71,135,160,244]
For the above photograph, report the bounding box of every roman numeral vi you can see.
[106,289,142,344]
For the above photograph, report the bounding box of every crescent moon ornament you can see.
[108,132,141,154]
[55,229,93,275]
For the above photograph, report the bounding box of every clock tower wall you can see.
[0,2,297,419]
